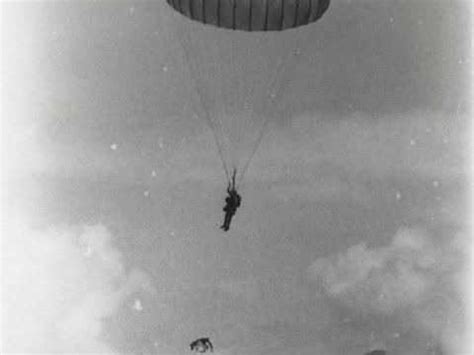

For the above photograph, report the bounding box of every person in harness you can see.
[221,170,241,232]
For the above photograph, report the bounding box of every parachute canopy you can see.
[166,0,330,31]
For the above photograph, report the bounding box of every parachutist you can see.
[190,337,213,353]
[166,0,330,232]
[221,170,241,232]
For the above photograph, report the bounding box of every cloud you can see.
[308,227,471,354]
[309,228,435,314]
[2,221,156,353]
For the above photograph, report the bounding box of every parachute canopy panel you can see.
[166,0,330,31]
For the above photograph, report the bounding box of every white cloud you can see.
[309,228,436,313]
[2,221,156,353]
[308,227,471,355]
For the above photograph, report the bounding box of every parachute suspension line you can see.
[231,35,265,186]
[206,112,232,182]
[209,28,241,185]
[178,27,232,182]
[235,111,269,187]
[176,22,317,188]
[227,33,241,179]
[212,30,247,183]
[235,41,302,187]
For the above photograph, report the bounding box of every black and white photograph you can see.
[1,1,471,354]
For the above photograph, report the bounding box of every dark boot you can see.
[221,212,232,231]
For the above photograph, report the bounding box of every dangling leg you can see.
[221,210,232,231]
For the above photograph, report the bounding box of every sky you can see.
[1,1,472,354]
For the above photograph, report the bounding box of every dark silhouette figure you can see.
[221,170,241,232]
[190,337,213,353]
